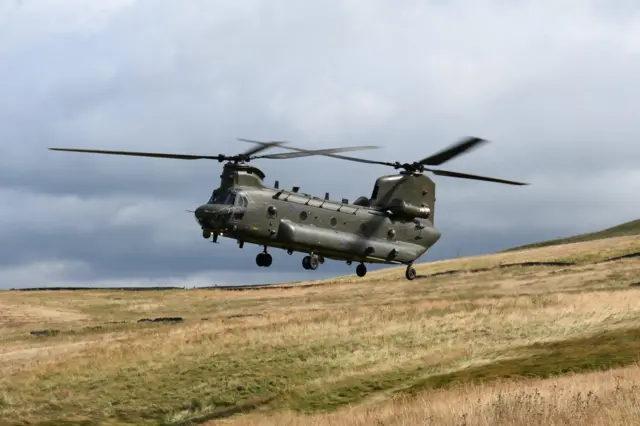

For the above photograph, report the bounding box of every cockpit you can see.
[195,190,251,231]
[207,190,249,208]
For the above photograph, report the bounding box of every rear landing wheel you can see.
[405,265,416,280]
[356,263,367,277]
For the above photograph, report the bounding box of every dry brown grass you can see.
[0,234,638,425]
[0,301,89,324]
[216,363,640,426]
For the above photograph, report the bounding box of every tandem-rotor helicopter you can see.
[49,137,528,280]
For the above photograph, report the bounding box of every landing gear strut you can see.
[256,246,272,267]
[356,263,367,277]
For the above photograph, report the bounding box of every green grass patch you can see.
[277,326,640,414]
[399,326,640,396]
[505,219,640,252]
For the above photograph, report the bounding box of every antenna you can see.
[325,192,330,200]
[292,186,300,193]
[274,180,279,189]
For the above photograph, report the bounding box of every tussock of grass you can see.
[0,234,638,425]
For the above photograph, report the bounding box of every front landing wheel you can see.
[356,263,367,277]
[405,265,416,280]
[302,255,319,270]
[256,253,272,267]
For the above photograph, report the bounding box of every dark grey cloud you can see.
[1,0,639,288]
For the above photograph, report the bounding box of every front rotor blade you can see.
[429,168,529,185]
[268,145,396,166]
[237,138,287,156]
[418,137,488,166]
[48,148,222,160]
[255,145,379,159]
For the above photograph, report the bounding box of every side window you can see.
[371,185,379,200]
[232,194,246,220]
[234,194,248,207]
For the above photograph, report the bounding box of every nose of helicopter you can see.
[194,204,232,227]
[194,205,206,220]
[194,204,211,226]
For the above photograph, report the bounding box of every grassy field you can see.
[0,234,639,425]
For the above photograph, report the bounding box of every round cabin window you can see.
[299,211,308,221]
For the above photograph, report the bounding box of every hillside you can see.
[505,218,640,252]
[0,234,639,425]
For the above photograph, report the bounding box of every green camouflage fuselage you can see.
[194,163,441,265]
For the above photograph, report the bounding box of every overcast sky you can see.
[1,0,639,288]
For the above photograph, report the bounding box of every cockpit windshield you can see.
[208,190,235,205]
[207,190,248,207]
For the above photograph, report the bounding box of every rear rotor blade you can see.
[237,138,287,156]
[254,145,380,159]
[428,168,529,185]
[418,137,488,166]
[48,148,223,160]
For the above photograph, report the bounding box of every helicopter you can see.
[49,137,528,280]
